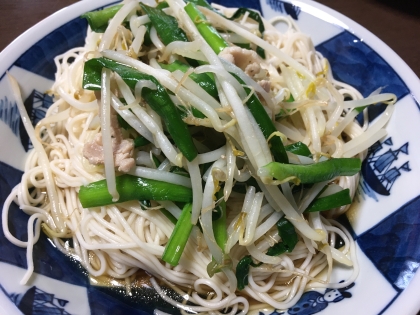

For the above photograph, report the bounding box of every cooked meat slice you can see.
[83,112,135,173]
[258,80,271,93]
[245,62,262,77]
[114,139,135,172]
[83,133,104,165]
[219,46,260,70]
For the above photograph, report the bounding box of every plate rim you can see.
[293,0,420,96]
[0,0,419,314]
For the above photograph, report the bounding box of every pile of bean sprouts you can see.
[3,0,396,314]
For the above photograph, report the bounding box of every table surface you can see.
[1,0,419,77]
[0,0,419,314]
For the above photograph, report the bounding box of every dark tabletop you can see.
[1,0,419,77]
[0,0,419,314]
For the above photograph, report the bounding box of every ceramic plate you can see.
[1,0,420,314]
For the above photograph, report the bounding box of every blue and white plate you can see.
[1,0,420,314]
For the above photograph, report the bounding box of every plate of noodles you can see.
[1,0,420,314]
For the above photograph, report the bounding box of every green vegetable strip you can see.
[178,104,207,119]
[260,158,362,184]
[117,113,131,129]
[140,3,199,66]
[284,141,311,157]
[256,47,265,59]
[266,217,298,256]
[191,106,207,119]
[166,61,288,163]
[274,95,295,119]
[233,43,251,49]
[79,174,193,208]
[240,83,288,163]
[186,0,214,11]
[231,176,261,194]
[229,8,264,37]
[236,256,252,290]
[228,8,265,58]
[235,255,262,290]
[184,2,229,54]
[162,203,194,266]
[134,135,151,147]
[152,154,161,168]
[159,208,178,225]
[186,1,264,56]
[183,6,288,163]
[156,2,169,9]
[213,190,227,251]
[159,60,219,100]
[81,4,123,33]
[170,166,190,178]
[231,74,288,163]
[305,188,352,213]
[287,94,295,102]
[160,208,178,225]
[83,57,198,161]
[143,22,153,46]
[277,218,298,249]
[140,3,189,45]
[354,106,365,114]
[206,258,222,277]
[266,242,289,256]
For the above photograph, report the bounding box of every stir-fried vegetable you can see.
[83,57,198,161]
[236,255,262,290]
[233,75,288,163]
[213,189,228,251]
[266,218,298,256]
[162,203,194,266]
[140,3,189,44]
[134,135,151,147]
[259,158,362,184]
[81,4,123,32]
[228,8,266,58]
[79,174,193,208]
[305,188,352,213]
[159,60,219,99]
[284,142,312,157]
[184,5,289,163]
[184,2,229,54]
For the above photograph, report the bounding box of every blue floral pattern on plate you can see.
[361,138,410,198]
[2,285,71,315]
